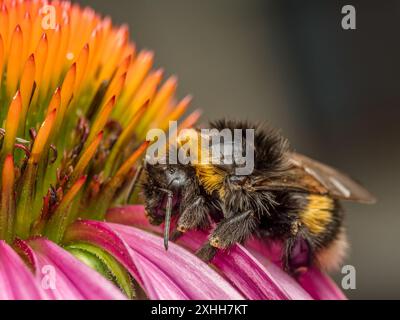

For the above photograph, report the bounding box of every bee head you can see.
[145,162,192,192]
[144,162,195,249]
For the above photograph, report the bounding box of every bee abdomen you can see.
[299,194,347,271]
[299,195,336,236]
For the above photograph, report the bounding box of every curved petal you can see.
[65,220,244,300]
[106,206,311,300]
[26,238,127,300]
[214,245,312,300]
[63,219,142,281]
[130,249,189,299]
[0,240,47,300]
[246,238,346,300]
[106,205,345,300]
[298,268,347,300]
[178,230,311,300]
[107,205,160,233]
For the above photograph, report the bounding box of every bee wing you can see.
[254,152,376,203]
[285,152,376,203]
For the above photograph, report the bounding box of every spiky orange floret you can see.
[0,0,198,243]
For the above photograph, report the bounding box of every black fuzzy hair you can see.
[209,119,291,175]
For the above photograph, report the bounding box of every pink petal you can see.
[65,220,244,300]
[63,219,142,281]
[27,238,127,300]
[106,206,311,300]
[246,237,346,300]
[108,222,244,300]
[215,245,311,300]
[246,237,283,265]
[129,248,189,299]
[107,205,160,233]
[107,205,345,300]
[178,230,311,300]
[298,268,347,300]
[0,240,46,300]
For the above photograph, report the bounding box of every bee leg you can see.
[209,210,257,249]
[174,178,212,236]
[170,229,184,241]
[176,195,211,233]
[196,243,218,261]
[283,234,313,276]
[143,183,166,225]
[196,210,257,261]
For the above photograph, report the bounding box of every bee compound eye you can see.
[168,167,176,174]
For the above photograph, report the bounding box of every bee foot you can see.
[170,230,183,241]
[210,237,222,248]
[177,225,187,233]
[196,243,217,261]
[293,266,308,277]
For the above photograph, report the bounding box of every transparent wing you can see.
[254,152,376,204]
[286,152,376,203]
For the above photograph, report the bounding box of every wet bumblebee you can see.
[142,120,375,274]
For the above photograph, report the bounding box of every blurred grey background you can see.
[76,0,400,299]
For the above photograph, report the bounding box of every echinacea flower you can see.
[0,0,346,300]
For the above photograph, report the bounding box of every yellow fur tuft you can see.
[195,164,226,198]
[300,195,334,235]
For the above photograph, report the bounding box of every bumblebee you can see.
[142,120,375,274]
